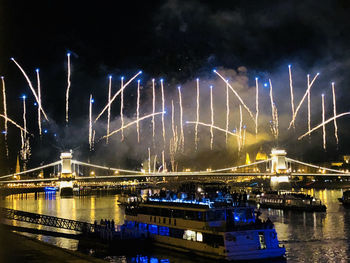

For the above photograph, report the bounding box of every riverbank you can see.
[0,226,106,263]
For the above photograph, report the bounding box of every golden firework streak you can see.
[186,121,238,137]
[100,112,164,140]
[1,77,8,157]
[0,114,31,135]
[195,79,200,150]
[298,112,350,140]
[214,70,255,123]
[322,94,326,150]
[288,73,319,129]
[65,53,71,124]
[106,76,112,144]
[332,82,339,145]
[210,85,214,150]
[95,71,142,123]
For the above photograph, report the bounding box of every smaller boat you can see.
[252,191,326,212]
[118,194,144,206]
[338,190,350,206]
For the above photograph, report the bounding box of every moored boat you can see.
[252,191,326,212]
[124,198,285,261]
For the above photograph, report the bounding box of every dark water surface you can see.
[2,189,349,262]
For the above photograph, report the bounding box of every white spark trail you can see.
[65,53,71,124]
[298,112,350,140]
[21,97,28,163]
[288,73,319,129]
[36,69,42,136]
[214,70,255,123]
[255,77,259,136]
[288,65,295,129]
[332,82,339,145]
[120,77,124,141]
[94,71,142,122]
[92,130,96,150]
[100,112,164,140]
[269,79,278,140]
[152,79,156,143]
[11,58,49,121]
[171,100,175,139]
[106,75,112,144]
[161,79,166,146]
[226,81,229,145]
[89,95,93,151]
[22,97,27,142]
[0,114,31,135]
[178,86,184,152]
[195,78,200,150]
[239,105,242,151]
[1,77,8,157]
[210,85,214,150]
[307,75,311,139]
[186,121,238,137]
[137,80,140,143]
[322,94,326,150]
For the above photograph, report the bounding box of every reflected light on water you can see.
[90,195,95,221]
[3,190,350,262]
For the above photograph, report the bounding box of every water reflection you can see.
[2,189,350,262]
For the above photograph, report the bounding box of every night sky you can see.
[1,0,350,174]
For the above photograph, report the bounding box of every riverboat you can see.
[124,198,285,261]
[338,190,350,206]
[252,191,326,212]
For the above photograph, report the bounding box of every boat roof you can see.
[141,198,249,211]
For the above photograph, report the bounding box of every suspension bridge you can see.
[0,149,349,194]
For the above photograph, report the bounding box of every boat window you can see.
[148,207,161,216]
[149,224,158,235]
[139,207,147,214]
[153,217,156,223]
[207,211,216,221]
[196,232,203,242]
[174,219,176,226]
[183,230,196,241]
[168,218,171,224]
[126,221,135,229]
[215,210,225,220]
[203,233,224,246]
[159,226,170,236]
[258,232,267,249]
[173,209,184,218]
[206,210,225,221]
[163,218,166,224]
[197,212,204,221]
[234,208,255,223]
[161,208,170,217]
[139,223,147,231]
[184,210,196,220]
[169,228,183,238]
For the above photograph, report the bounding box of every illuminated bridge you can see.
[0,149,349,192]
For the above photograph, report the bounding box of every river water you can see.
[2,189,349,263]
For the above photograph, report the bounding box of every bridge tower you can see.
[270,149,290,189]
[59,152,74,196]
